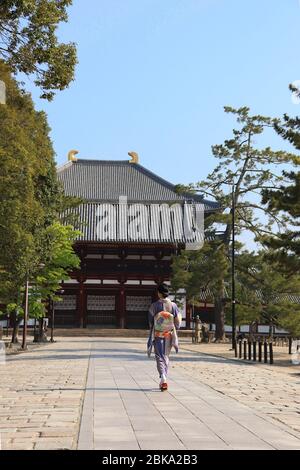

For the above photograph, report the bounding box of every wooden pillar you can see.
[118,286,125,329]
[77,277,86,328]
[186,303,191,330]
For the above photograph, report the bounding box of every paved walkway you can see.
[179,343,300,434]
[0,338,90,450]
[0,337,300,450]
[78,339,300,450]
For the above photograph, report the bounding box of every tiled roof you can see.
[64,202,205,245]
[57,159,219,210]
[197,288,300,304]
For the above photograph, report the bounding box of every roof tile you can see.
[57,159,219,210]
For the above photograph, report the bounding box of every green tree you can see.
[260,114,300,273]
[261,171,300,273]
[0,1,77,100]
[0,223,80,342]
[0,63,80,342]
[173,106,298,340]
[172,234,229,340]
[279,307,300,338]
[28,220,81,344]
[35,222,80,303]
[233,252,300,338]
[28,222,80,341]
[0,61,61,284]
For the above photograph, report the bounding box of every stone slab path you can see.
[78,339,300,450]
[0,338,90,450]
[0,337,300,450]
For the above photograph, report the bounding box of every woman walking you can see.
[148,283,181,391]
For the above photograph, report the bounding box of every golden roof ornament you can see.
[128,151,139,164]
[68,149,79,162]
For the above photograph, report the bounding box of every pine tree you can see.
[233,251,300,338]
[261,114,300,274]
[172,230,229,339]
[173,106,298,340]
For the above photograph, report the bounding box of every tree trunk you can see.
[269,322,274,341]
[10,312,20,344]
[33,318,47,343]
[249,322,257,341]
[11,287,27,344]
[214,292,226,342]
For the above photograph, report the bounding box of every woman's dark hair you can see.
[157,283,169,298]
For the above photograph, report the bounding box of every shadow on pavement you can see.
[6,348,251,366]
[20,387,160,393]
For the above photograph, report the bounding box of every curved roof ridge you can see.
[57,157,219,209]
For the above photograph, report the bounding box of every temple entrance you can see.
[55,284,159,329]
[125,295,152,329]
[54,294,77,327]
[86,294,116,327]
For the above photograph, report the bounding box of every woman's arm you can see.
[173,304,181,330]
[148,303,155,329]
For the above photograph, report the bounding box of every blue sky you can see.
[26,0,300,186]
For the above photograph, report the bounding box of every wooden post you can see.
[119,287,125,329]
[258,339,262,362]
[289,337,292,355]
[186,303,191,330]
[21,278,29,350]
[78,278,85,328]
[269,342,274,365]
[253,341,257,361]
[264,340,268,363]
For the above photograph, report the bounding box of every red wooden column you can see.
[76,246,87,328]
[120,286,126,328]
[77,277,86,328]
[186,303,191,330]
[118,285,125,329]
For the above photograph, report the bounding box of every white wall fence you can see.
[190,322,289,335]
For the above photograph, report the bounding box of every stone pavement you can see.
[78,338,300,450]
[0,337,300,450]
[0,338,90,450]
[179,342,300,434]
